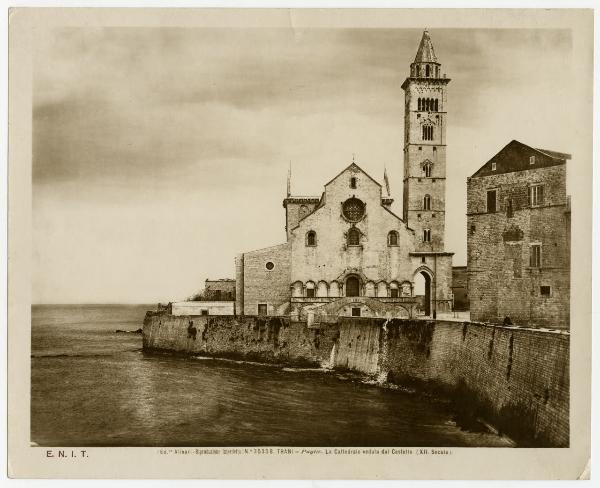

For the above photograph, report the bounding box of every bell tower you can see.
[401,30,450,252]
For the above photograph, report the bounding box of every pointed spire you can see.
[286,161,291,197]
[414,29,437,63]
[383,165,390,196]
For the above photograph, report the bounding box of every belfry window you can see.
[388,231,399,246]
[306,230,317,246]
[424,162,432,177]
[426,65,430,77]
[347,228,360,246]
[422,125,433,141]
[350,177,357,189]
[434,99,439,111]
[423,194,431,210]
[423,229,431,243]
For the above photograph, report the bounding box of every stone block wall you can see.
[380,319,569,446]
[143,313,569,446]
[467,164,570,328]
[143,311,338,367]
[237,243,292,316]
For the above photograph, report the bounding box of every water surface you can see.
[31,305,511,447]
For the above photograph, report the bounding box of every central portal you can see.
[345,276,360,297]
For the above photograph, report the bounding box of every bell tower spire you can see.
[401,29,450,251]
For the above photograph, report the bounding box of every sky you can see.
[32,27,575,304]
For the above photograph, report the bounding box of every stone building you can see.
[171,278,236,316]
[451,266,469,311]
[202,279,235,301]
[466,140,571,329]
[235,30,454,322]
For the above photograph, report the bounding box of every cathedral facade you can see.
[235,30,454,322]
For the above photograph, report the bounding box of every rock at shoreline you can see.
[115,328,143,334]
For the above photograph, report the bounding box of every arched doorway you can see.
[414,271,432,316]
[345,276,361,297]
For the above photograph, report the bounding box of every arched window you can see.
[401,281,412,297]
[425,65,430,77]
[350,177,357,189]
[388,230,399,246]
[317,281,328,297]
[423,194,431,210]
[306,230,316,246]
[345,276,360,297]
[329,281,340,298]
[424,162,432,177]
[291,281,303,297]
[425,98,429,111]
[422,125,433,141]
[417,98,421,111]
[434,99,439,112]
[365,281,376,297]
[423,229,431,242]
[305,281,315,298]
[347,228,360,246]
[390,282,399,298]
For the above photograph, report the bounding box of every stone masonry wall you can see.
[381,319,569,447]
[143,313,569,446]
[239,243,292,316]
[467,165,570,328]
[143,311,338,367]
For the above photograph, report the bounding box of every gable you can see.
[471,140,568,178]
[324,163,381,189]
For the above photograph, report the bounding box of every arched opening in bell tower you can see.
[414,270,432,316]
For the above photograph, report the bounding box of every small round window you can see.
[265,261,275,271]
[342,198,365,222]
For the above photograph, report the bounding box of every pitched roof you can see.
[414,30,438,63]
[535,148,572,160]
[324,162,382,188]
[470,140,570,178]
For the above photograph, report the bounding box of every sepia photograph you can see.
[7,6,593,480]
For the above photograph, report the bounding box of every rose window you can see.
[342,198,365,222]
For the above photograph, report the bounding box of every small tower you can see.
[401,30,450,251]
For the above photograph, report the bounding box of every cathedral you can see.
[234,30,454,322]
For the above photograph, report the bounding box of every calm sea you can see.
[31,304,511,447]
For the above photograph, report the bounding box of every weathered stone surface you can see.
[144,312,569,446]
[467,162,570,328]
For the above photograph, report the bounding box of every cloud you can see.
[32,27,575,303]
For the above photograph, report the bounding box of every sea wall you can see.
[143,312,569,446]
[143,312,338,367]
[379,319,569,447]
